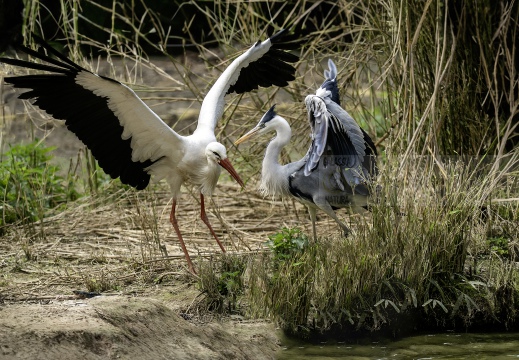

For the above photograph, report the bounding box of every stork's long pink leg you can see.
[169,199,196,274]
[200,194,226,253]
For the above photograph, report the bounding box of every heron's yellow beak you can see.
[234,126,261,145]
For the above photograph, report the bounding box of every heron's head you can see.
[205,142,244,188]
[234,105,281,145]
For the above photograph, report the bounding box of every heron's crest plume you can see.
[260,104,277,125]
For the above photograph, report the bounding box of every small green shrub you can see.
[0,141,79,228]
[267,227,309,263]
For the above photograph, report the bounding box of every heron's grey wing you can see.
[304,95,366,177]
[326,101,366,161]
[304,105,329,176]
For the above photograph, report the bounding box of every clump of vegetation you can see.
[82,270,121,293]
[196,254,248,314]
[0,141,79,229]
[267,227,308,263]
[247,156,519,337]
[249,228,317,335]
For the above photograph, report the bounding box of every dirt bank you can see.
[0,294,279,359]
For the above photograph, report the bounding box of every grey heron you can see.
[235,59,377,240]
[0,30,299,273]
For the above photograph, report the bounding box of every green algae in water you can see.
[277,332,519,359]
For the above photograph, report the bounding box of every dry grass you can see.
[0,178,358,301]
[247,153,519,334]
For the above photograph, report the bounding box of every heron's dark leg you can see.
[169,199,196,274]
[316,201,350,237]
[200,194,226,253]
[307,206,318,242]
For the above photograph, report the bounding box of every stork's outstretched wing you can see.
[0,36,183,190]
[196,29,299,134]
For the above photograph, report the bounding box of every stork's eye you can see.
[212,151,221,159]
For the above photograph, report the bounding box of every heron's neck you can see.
[260,118,292,197]
[264,121,291,167]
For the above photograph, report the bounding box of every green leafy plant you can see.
[0,141,79,228]
[488,237,510,258]
[267,227,309,262]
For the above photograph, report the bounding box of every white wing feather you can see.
[195,38,274,134]
[75,71,184,164]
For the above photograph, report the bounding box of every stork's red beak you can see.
[218,158,244,188]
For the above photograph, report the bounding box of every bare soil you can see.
[0,295,280,359]
[0,180,349,359]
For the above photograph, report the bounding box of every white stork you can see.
[0,30,299,273]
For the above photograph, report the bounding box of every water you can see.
[278,332,519,359]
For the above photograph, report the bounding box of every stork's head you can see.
[205,142,244,188]
[234,105,282,144]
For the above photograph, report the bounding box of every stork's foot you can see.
[181,250,197,275]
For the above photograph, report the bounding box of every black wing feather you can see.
[326,120,358,168]
[0,40,158,190]
[227,29,299,95]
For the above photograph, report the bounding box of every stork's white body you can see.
[75,37,279,199]
[1,30,299,273]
